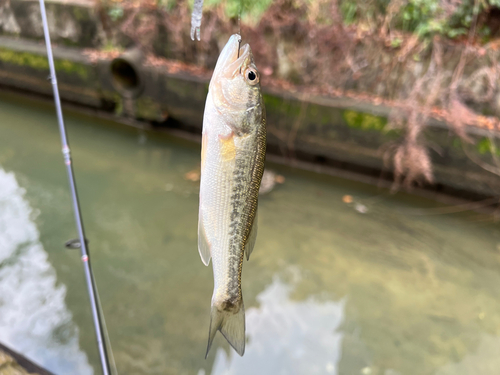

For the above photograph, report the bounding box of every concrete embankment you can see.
[0,343,53,375]
[0,0,500,199]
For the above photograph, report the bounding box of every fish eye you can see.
[245,68,259,85]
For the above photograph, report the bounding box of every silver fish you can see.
[198,34,266,357]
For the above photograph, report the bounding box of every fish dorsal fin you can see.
[245,210,258,261]
[198,210,211,266]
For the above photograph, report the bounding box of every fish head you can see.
[210,34,263,134]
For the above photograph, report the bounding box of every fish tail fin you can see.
[205,299,245,358]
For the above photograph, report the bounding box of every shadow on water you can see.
[0,168,92,374]
[1,92,500,374]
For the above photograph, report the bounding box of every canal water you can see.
[1,92,500,375]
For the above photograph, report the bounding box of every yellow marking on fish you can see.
[219,133,236,161]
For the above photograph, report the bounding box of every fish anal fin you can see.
[244,210,258,261]
[198,211,211,266]
[206,300,245,358]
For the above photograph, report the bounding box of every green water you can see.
[1,93,500,375]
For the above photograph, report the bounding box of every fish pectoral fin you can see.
[206,301,245,358]
[244,210,258,261]
[198,211,211,266]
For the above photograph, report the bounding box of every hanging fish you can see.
[190,0,204,41]
[198,34,266,357]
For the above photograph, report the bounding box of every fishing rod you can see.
[37,1,112,374]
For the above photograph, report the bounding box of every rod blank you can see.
[37,1,111,374]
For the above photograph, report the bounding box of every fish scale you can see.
[197,34,266,357]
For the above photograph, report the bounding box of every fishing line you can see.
[237,0,242,58]
[239,0,242,37]
[38,0,113,374]
[352,191,500,217]
[237,0,242,70]
[94,280,119,375]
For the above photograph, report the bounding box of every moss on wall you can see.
[343,110,388,132]
[477,137,500,156]
[263,94,302,118]
[136,96,162,121]
[0,48,89,80]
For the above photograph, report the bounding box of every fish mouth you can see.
[212,34,252,80]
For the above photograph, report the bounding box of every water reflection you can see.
[0,168,92,374]
[211,274,345,375]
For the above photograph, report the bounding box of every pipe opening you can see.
[111,59,140,92]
